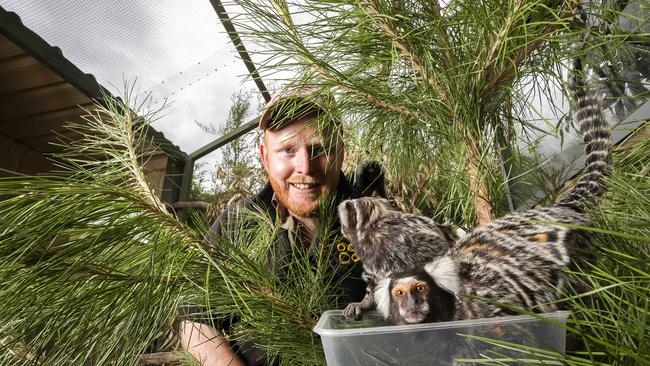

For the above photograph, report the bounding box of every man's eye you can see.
[310,145,326,157]
[282,147,295,154]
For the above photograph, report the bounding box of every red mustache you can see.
[287,176,319,185]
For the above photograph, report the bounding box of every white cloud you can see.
[0,0,268,156]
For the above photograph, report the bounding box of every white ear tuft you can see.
[455,227,467,239]
[338,200,352,228]
[424,256,461,296]
[373,278,392,319]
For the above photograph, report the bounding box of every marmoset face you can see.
[391,276,431,324]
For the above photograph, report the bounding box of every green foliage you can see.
[569,137,650,365]
[0,92,207,365]
[190,200,350,366]
[227,0,646,225]
[223,0,650,363]
[192,90,266,213]
[0,90,346,365]
[451,134,650,365]
[0,2,649,366]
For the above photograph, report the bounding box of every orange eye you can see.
[393,289,404,297]
[416,285,426,292]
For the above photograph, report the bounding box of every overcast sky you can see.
[0,1,586,159]
[0,0,269,162]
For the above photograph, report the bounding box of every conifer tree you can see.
[0,1,648,366]
[228,0,647,224]
[192,90,265,214]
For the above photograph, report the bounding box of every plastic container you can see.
[313,310,570,365]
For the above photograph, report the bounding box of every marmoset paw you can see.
[343,302,364,320]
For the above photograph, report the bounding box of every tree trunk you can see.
[466,138,495,226]
[138,352,184,365]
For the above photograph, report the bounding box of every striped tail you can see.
[558,58,613,210]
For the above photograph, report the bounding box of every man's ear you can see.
[260,140,269,172]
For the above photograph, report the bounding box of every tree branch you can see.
[479,0,525,80]
[139,352,183,365]
[271,0,422,119]
[465,134,496,226]
[481,0,578,96]
[360,0,448,101]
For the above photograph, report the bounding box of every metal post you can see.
[209,0,271,103]
[176,116,259,212]
[175,1,273,217]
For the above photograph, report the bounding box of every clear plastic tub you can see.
[313,310,570,365]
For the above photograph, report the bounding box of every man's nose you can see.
[294,146,313,175]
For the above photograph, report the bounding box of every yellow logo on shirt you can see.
[337,242,360,265]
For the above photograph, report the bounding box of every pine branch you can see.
[360,0,449,101]
[478,0,526,81]
[0,90,217,365]
[138,352,184,365]
[481,0,579,98]
[268,0,422,119]
[311,52,422,120]
[465,137,496,226]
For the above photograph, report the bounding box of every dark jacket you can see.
[209,173,365,366]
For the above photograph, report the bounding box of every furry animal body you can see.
[339,197,458,319]
[366,62,612,324]
[351,161,387,199]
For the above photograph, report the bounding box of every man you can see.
[179,89,366,366]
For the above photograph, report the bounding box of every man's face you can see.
[260,116,344,218]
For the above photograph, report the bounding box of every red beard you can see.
[269,175,330,218]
